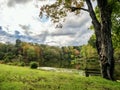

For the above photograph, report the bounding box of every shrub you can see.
[19,62,25,66]
[30,61,38,69]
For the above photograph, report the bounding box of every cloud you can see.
[7,0,32,7]
[50,30,76,37]
[0,26,16,43]
[19,24,32,35]
[68,30,93,46]
[35,31,49,42]
[0,0,94,46]
[19,24,30,30]
[64,14,90,29]
[56,12,93,45]
[0,26,48,44]
[0,26,16,38]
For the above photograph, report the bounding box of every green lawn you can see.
[0,64,120,90]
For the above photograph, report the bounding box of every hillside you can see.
[0,64,120,90]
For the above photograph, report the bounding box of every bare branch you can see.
[86,0,100,25]
[70,7,89,12]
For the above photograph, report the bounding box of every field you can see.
[0,64,120,90]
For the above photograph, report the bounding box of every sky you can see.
[0,0,94,46]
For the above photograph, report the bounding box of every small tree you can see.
[30,61,38,69]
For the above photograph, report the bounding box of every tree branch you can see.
[70,7,89,12]
[85,0,100,26]
[85,0,101,56]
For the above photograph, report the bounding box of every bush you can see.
[19,62,25,66]
[30,61,38,69]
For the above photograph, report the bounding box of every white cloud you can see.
[0,0,94,46]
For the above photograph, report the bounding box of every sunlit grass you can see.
[0,64,120,90]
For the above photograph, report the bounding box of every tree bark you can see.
[97,0,115,80]
[86,0,115,80]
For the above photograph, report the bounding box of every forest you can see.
[0,39,81,68]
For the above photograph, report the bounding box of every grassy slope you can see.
[0,64,120,90]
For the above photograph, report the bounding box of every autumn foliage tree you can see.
[40,0,119,80]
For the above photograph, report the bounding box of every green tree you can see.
[81,44,98,59]
[88,1,120,61]
[26,46,36,61]
[42,46,61,67]
[80,44,99,69]
[88,35,96,48]
[21,42,40,63]
[112,1,120,49]
[0,43,6,60]
[15,39,22,57]
[40,0,119,80]
[89,1,120,49]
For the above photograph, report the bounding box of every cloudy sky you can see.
[0,0,94,46]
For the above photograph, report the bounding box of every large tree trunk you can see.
[86,0,115,80]
[97,0,115,80]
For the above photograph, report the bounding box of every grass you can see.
[0,64,120,90]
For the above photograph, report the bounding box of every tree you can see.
[88,34,96,48]
[111,1,120,49]
[80,44,99,69]
[40,0,119,80]
[81,44,98,59]
[42,46,61,67]
[15,39,22,56]
[89,1,120,49]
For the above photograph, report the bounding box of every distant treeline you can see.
[0,39,83,68]
[0,39,120,79]
[0,39,119,69]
